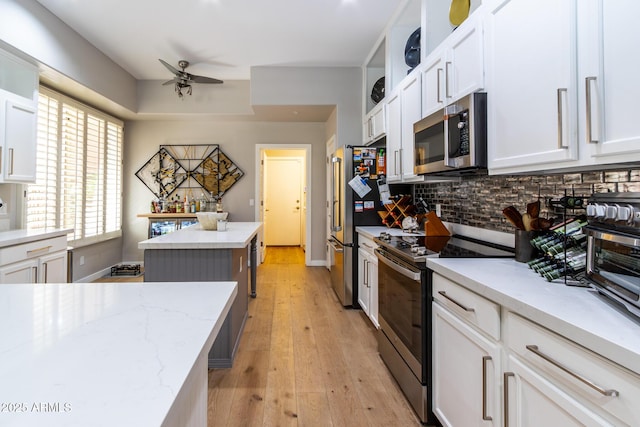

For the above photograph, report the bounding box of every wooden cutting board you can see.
[449,0,471,26]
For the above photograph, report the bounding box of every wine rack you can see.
[527,189,588,286]
[377,195,424,228]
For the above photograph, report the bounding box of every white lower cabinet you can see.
[0,258,38,283]
[357,234,378,328]
[504,312,640,427]
[38,250,68,283]
[433,303,501,427]
[504,354,611,426]
[432,272,640,427]
[0,235,67,284]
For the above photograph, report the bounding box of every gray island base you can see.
[139,222,262,368]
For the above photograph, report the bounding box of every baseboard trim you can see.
[76,261,144,283]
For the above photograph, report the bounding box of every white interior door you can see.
[265,157,302,246]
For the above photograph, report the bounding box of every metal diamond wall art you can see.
[135,147,188,198]
[136,144,244,200]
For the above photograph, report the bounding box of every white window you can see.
[26,87,123,247]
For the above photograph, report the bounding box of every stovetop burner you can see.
[374,233,515,265]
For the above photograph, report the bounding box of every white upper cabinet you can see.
[0,48,38,183]
[486,0,640,174]
[580,0,640,162]
[486,0,579,173]
[422,11,485,118]
[363,102,386,145]
[386,72,423,183]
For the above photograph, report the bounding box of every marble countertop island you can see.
[138,222,262,250]
[0,281,237,427]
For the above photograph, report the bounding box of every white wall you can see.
[0,0,137,111]
[251,66,362,147]
[123,120,328,263]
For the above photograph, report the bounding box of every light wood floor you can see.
[94,247,421,426]
[208,246,421,427]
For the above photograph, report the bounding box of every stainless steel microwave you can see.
[414,92,487,175]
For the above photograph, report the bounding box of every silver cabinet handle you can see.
[43,262,48,283]
[398,148,403,176]
[503,372,515,427]
[0,146,3,174]
[438,291,475,312]
[27,245,52,256]
[361,242,373,249]
[437,68,443,103]
[394,150,399,176]
[482,356,493,421]
[32,266,38,283]
[526,345,619,397]
[557,88,568,149]
[585,76,598,144]
[8,148,14,175]
[445,61,452,98]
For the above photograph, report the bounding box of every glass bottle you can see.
[199,193,207,212]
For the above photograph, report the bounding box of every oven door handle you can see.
[375,248,421,281]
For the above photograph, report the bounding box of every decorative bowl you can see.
[196,212,228,230]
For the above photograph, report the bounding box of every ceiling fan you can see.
[159,59,223,98]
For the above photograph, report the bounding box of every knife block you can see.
[424,211,450,236]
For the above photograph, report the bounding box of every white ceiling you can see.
[35,0,403,83]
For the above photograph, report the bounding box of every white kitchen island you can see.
[138,222,262,368]
[0,281,237,427]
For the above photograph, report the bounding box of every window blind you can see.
[26,87,123,247]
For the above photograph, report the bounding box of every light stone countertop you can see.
[0,228,72,248]
[138,222,262,250]
[427,257,640,375]
[0,281,237,426]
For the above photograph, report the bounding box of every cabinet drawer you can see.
[432,273,500,341]
[358,234,377,256]
[506,312,640,426]
[0,236,67,266]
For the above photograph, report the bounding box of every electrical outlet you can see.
[435,204,442,217]
[79,256,85,266]
[249,199,254,206]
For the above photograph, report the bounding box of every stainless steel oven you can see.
[374,233,514,424]
[585,192,640,318]
[375,245,431,424]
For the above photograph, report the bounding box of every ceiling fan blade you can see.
[190,75,224,84]
[159,59,180,76]
[162,79,178,86]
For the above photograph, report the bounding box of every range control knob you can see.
[633,208,640,225]
[588,203,606,220]
[616,205,633,223]
[604,204,617,221]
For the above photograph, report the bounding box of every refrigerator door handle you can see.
[331,156,342,232]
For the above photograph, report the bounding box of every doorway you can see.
[255,144,311,266]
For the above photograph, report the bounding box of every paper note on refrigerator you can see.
[348,175,371,198]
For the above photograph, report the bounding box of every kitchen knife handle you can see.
[585,77,598,144]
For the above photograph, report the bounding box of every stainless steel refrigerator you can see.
[327,145,409,307]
